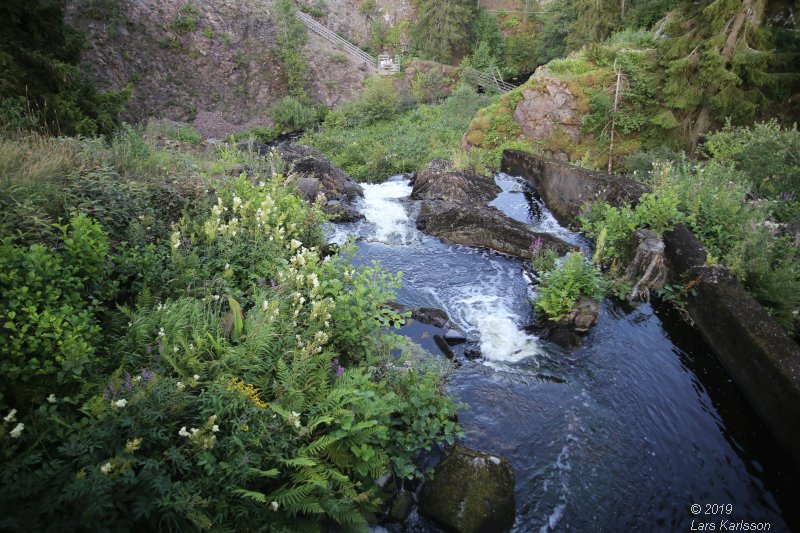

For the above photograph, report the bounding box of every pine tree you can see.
[413,0,479,64]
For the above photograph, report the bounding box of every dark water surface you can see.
[330,175,799,532]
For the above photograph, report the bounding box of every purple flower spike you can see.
[257,276,264,286]
[336,366,344,377]
[124,372,133,392]
[146,344,152,354]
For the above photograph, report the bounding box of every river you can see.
[329,174,799,532]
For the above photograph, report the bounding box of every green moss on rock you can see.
[419,445,515,533]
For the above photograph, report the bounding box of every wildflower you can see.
[125,438,143,453]
[232,196,242,211]
[158,327,165,338]
[224,263,230,270]
[193,374,200,381]
[262,299,269,311]
[290,239,302,250]
[128,321,133,327]
[4,409,17,423]
[141,369,155,381]
[47,393,57,404]
[190,428,198,435]
[114,399,128,408]
[173,345,179,353]
[9,423,24,438]
[100,462,113,474]
[291,411,301,428]
[156,303,164,311]
[212,424,220,433]
[176,382,185,390]
[179,427,191,437]
[270,501,279,512]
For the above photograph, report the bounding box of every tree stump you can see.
[625,229,668,303]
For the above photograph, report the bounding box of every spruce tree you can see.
[660,0,792,148]
[413,0,478,64]
[0,0,129,135]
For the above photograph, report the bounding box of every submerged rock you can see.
[388,491,414,523]
[412,160,571,259]
[252,142,364,221]
[419,445,515,533]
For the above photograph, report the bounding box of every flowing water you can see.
[330,174,799,532]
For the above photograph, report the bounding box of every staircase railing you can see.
[295,11,376,68]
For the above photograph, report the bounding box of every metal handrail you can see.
[295,11,376,67]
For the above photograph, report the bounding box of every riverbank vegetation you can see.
[0,130,461,529]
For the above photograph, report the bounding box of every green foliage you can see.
[580,185,682,268]
[411,69,449,104]
[273,0,309,97]
[530,238,559,274]
[0,1,131,136]
[0,214,111,412]
[413,0,478,64]
[357,77,401,124]
[304,84,492,181]
[270,97,319,133]
[535,252,606,321]
[163,125,202,144]
[171,4,200,34]
[0,130,462,529]
[703,120,800,196]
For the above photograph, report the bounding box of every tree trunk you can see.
[689,0,753,149]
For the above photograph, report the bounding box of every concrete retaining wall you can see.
[501,150,650,226]
[501,150,800,467]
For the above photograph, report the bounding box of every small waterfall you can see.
[360,178,418,245]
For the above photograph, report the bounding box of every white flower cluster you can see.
[4,409,24,439]
[178,415,219,449]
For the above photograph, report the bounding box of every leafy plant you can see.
[535,252,606,321]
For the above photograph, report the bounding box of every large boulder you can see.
[513,76,586,163]
[252,142,364,221]
[419,445,515,533]
[412,160,571,259]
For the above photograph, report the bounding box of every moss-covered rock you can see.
[419,445,515,533]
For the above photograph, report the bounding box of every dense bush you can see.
[270,97,319,133]
[703,120,800,197]
[580,152,799,332]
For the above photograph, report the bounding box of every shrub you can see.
[0,214,112,412]
[270,97,319,133]
[535,252,606,321]
[703,120,800,197]
[357,77,401,124]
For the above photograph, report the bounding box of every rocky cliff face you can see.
[297,0,416,49]
[66,0,407,137]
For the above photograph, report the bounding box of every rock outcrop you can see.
[412,160,571,259]
[419,445,515,533]
[67,0,377,135]
[253,142,363,221]
[513,77,587,162]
